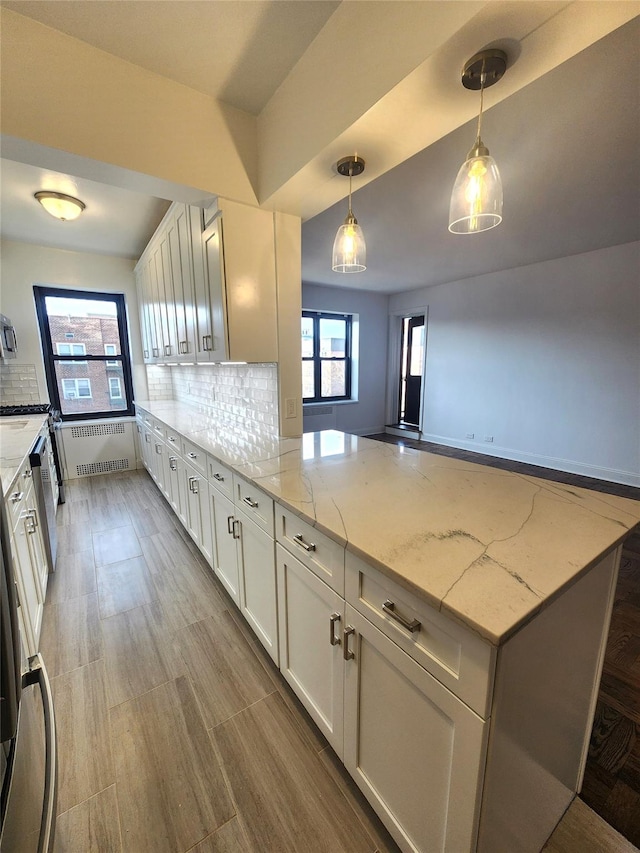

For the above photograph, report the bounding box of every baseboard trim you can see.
[420,434,640,488]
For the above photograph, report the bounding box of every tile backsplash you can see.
[146,363,279,433]
[0,363,42,405]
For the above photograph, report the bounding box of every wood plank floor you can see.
[42,467,639,852]
[369,433,640,848]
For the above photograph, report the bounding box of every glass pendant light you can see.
[449,49,507,235]
[332,155,366,273]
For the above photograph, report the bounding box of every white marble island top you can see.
[137,401,640,645]
[0,415,48,498]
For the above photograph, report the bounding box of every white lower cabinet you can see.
[210,487,240,605]
[236,507,278,665]
[343,604,488,853]
[276,544,344,756]
[183,460,213,565]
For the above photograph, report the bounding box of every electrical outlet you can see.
[285,398,297,419]
[465,433,474,439]
[484,435,494,443]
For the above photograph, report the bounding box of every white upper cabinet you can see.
[136,198,280,366]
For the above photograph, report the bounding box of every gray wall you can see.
[302,283,389,435]
[389,241,640,486]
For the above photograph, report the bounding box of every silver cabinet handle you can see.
[23,468,33,479]
[213,472,225,482]
[188,476,199,494]
[227,515,235,535]
[382,600,421,633]
[152,348,160,357]
[168,436,176,443]
[179,340,188,354]
[242,496,259,509]
[29,508,39,529]
[11,490,24,503]
[343,626,355,661]
[164,344,172,356]
[188,452,197,460]
[232,519,241,540]
[294,533,316,553]
[169,456,177,471]
[155,444,162,454]
[144,349,149,358]
[329,613,341,646]
[145,434,151,443]
[202,334,212,351]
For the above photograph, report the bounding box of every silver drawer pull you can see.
[232,519,241,540]
[23,469,33,479]
[145,434,151,443]
[152,348,160,357]
[213,473,225,482]
[11,491,24,503]
[155,444,162,454]
[168,436,176,443]
[169,457,177,471]
[329,613,341,646]
[29,508,39,529]
[164,344,172,356]
[144,349,149,358]
[343,626,355,661]
[293,533,316,553]
[188,452,197,460]
[382,600,421,633]
[227,515,235,535]
[243,496,259,509]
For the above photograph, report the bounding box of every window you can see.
[104,344,119,366]
[62,378,92,399]
[109,377,122,399]
[56,342,87,363]
[34,286,135,420]
[302,311,352,402]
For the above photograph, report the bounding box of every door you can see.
[343,605,487,853]
[236,509,278,665]
[276,544,345,757]
[397,315,425,428]
[210,489,240,605]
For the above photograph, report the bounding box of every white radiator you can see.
[57,419,137,479]
[303,405,336,433]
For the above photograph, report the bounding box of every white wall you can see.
[0,239,147,404]
[389,241,640,486]
[302,282,388,435]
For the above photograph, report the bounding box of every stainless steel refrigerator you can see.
[0,496,57,852]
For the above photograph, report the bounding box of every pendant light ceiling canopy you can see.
[332,155,366,273]
[34,191,86,221]
[449,49,507,235]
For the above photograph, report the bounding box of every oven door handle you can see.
[23,653,58,853]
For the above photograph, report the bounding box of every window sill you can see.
[303,399,359,408]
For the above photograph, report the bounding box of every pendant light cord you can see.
[476,58,486,144]
[347,164,353,219]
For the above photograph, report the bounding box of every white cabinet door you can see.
[183,461,213,565]
[153,438,168,497]
[210,488,240,605]
[165,449,182,518]
[343,604,487,853]
[141,427,156,480]
[276,544,344,757]
[168,204,196,362]
[236,508,278,665]
[201,217,228,362]
[10,505,44,656]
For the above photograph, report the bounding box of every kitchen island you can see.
[135,400,640,853]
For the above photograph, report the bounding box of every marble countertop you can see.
[0,415,48,498]
[136,401,640,645]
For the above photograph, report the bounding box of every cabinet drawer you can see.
[7,467,33,528]
[141,410,153,427]
[233,475,274,536]
[152,420,166,440]
[276,506,345,596]
[164,428,181,452]
[180,437,207,477]
[345,552,495,718]
[207,456,234,500]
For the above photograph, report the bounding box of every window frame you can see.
[104,344,119,367]
[62,378,92,400]
[34,285,135,421]
[56,342,87,364]
[108,377,123,399]
[302,310,352,403]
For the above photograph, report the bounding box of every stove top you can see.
[0,403,52,416]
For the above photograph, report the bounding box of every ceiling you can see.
[0,0,340,116]
[0,4,637,287]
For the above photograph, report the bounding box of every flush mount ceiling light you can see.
[34,191,86,221]
[332,155,366,273]
[448,49,507,234]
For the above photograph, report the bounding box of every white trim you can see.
[420,432,640,487]
[386,306,428,430]
[109,376,123,399]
